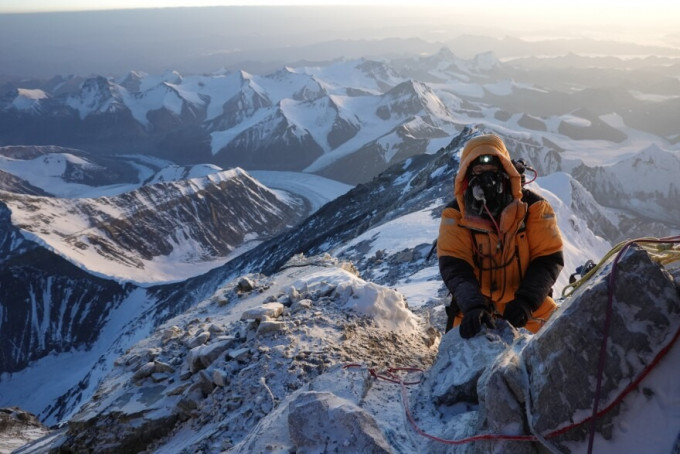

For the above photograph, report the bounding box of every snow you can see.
[530,174,612,295]
[5,255,680,454]
[561,114,592,127]
[302,94,408,172]
[278,97,336,151]
[11,88,48,110]
[0,164,353,286]
[0,288,153,427]
[1,169,269,285]
[0,152,166,198]
[249,170,352,213]
[295,59,396,95]
[0,153,91,196]
[333,202,443,307]
[297,267,418,332]
[629,90,680,102]
[259,68,323,104]
[143,163,223,184]
[209,106,273,155]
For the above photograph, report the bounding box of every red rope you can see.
[343,236,680,448]
[522,167,538,185]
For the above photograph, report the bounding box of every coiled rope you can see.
[562,236,680,298]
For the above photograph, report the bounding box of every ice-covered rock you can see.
[287,391,392,453]
[240,302,284,321]
[522,244,680,451]
[475,244,680,453]
[420,323,523,406]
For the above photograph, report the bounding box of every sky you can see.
[0,0,678,29]
[1,0,678,44]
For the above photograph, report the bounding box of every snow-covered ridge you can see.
[11,88,48,112]
[572,144,680,226]
[1,167,303,285]
[1,126,677,453]
[2,49,678,195]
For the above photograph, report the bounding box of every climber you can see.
[437,133,564,338]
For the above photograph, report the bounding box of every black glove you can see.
[503,299,531,328]
[459,306,495,339]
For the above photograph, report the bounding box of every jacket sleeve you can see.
[515,196,564,310]
[437,204,488,313]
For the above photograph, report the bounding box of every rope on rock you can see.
[345,321,680,448]
[586,236,680,454]
[562,235,680,298]
[345,236,680,449]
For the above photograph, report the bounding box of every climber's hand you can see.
[459,307,495,339]
[503,299,532,328]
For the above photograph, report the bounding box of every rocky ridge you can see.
[33,242,680,453]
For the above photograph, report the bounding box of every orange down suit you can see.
[437,134,564,333]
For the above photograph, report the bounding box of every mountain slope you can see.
[0,125,614,432]
[14,227,679,454]
[0,168,305,284]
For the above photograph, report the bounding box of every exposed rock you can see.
[161,325,184,344]
[212,369,229,387]
[186,330,211,349]
[256,320,286,336]
[473,244,680,453]
[418,323,521,406]
[291,298,313,314]
[241,303,284,321]
[287,391,392,454]
[237,277,256,293]
[132,361,157,381]
[408,244,680,454]
[476,343,534,454]
[0,407,51,454]
[522,245,680,450]
[186,337,237,372]
[153,360,175,374]
[288,285,301,303]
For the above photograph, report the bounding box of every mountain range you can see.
[0,44,679,452]
[2,48,680,238]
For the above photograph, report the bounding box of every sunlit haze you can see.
[1,0,679,38]
[1,0,679,78]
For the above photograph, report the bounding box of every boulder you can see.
[186,337,237,373]
[287,391,392,453]
[185,330,211,349]
[522,245,680,450]
[241,302,284,321]
[476,245,680,453]
[256,320,286,336]
[419,323,522,406]
[237,277,256,292]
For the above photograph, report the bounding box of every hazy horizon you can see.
[1,4,679,79]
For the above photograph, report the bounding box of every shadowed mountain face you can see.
[0,243,133,373]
